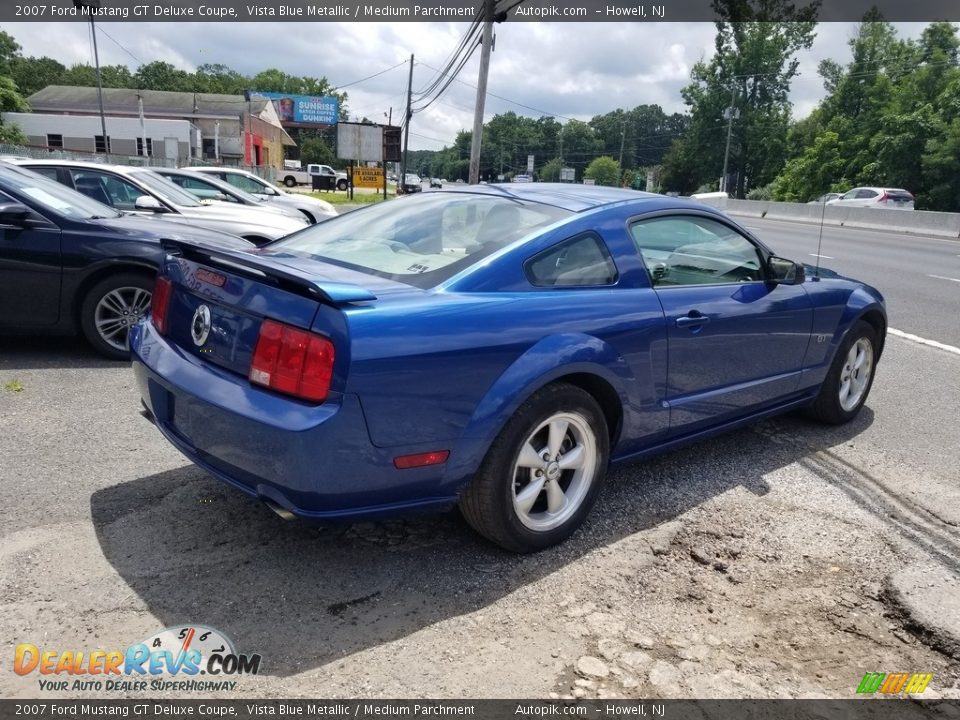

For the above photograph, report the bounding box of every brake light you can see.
[249,319,335,402]
[151,276,173,335]
[877,192,889,203]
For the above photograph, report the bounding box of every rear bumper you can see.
[130,321,460,521]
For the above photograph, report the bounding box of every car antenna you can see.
[813,195,827,281]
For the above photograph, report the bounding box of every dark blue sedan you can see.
[131,185,886,552]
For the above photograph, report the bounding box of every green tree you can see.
[9,56,66,96]
[676,0,818,196]
[299,136,336,166]
[585,156,620,186]
[0,76,29,143]
[540,158,562,182]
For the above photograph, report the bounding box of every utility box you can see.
[311,174,335,191]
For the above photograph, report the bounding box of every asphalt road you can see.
[737,217,960,348]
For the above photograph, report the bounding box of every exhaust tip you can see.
[262,499,295,521]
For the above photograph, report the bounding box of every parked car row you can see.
[0,159,339,357]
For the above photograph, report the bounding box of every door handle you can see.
[675,311,710,328]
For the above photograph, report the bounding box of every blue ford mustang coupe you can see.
[131,185,886,552]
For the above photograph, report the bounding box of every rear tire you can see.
[807,320,878,424]
[80,272,154,360]
[337,179,348,191]
[283,177,297,188]
[460,383,609,553]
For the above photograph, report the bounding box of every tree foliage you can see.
[585,156,620,186]
[773,17,960,209]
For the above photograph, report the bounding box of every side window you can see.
[524,233,618,287]
[28,167,60,182]
[226,174,264,193]
[856,189,878,199]
[841,190,858,200]
[630,216,763,287]
[70,170,147,211]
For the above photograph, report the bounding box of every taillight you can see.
[249,319,335,402]
[151,276,173,335]
[877,192,888,203]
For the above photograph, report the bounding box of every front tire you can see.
[80,273,154,360]
[460,383,609,553]
[808,320,878,424]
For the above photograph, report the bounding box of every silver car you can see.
[12,160,308,244]
[827,187,915,210]
[186,166,337,224]
[152,167,305,221]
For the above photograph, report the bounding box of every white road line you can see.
[889,328,960,357]
[928,274,960,284]
[809,253,835,259]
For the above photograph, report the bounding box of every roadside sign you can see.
[560,167,575,182]
[352,166,384,189]
[583,178,596,185]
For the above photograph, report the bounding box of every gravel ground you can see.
[1,334,959,700]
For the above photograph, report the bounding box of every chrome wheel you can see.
[94,286,152,352]
[838,337,873,412]
[512,412,598,532]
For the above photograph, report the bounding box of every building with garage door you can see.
[4,86,295,169]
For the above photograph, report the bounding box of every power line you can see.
[95,25,144,66]
[332,60,409,92]
[414,16,482,98]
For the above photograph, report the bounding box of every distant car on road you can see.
[0,161,251,358]
[131,184,887,552]
[401,174,422,193]
[430,178,443,189]
[808,192,842,204]
[11,159,307,245]
[512,174,533,183]
[827,187,914,210]
[185,166,337,224]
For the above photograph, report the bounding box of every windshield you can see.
[0,166,121,220]
[164,171,263,205]
[130,170,203,207]
[267,192,571,288]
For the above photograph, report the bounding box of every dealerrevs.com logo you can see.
[14,625,262,692]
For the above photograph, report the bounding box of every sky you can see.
[6,21,931,150]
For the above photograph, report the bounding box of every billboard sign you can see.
[255,92,339,126]
[337,122,383,162]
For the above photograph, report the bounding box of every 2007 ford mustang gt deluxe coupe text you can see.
[131,185,885,552]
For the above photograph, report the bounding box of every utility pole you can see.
[400,54,414,192]
[617,119,626,187]
[468,0,495,185]
[83,10,108,154]
[721,85,737,194]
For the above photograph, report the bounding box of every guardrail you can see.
[694,197,960,239]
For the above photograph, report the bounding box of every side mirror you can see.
[768,256,805,285]
[134,195,166,213]
[266,186,280,196]
[0,201,31,226]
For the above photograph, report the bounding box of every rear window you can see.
[885,190,914,200]
[267,193,571,288]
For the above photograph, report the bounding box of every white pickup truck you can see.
[279,162,350,191]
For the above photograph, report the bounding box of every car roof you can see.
[11,158,147,176]
[186,166,258,177]
[436,183,685,213]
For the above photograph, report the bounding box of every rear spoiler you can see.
[160,238,377,306]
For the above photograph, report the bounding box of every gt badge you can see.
[191,305,212,347]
